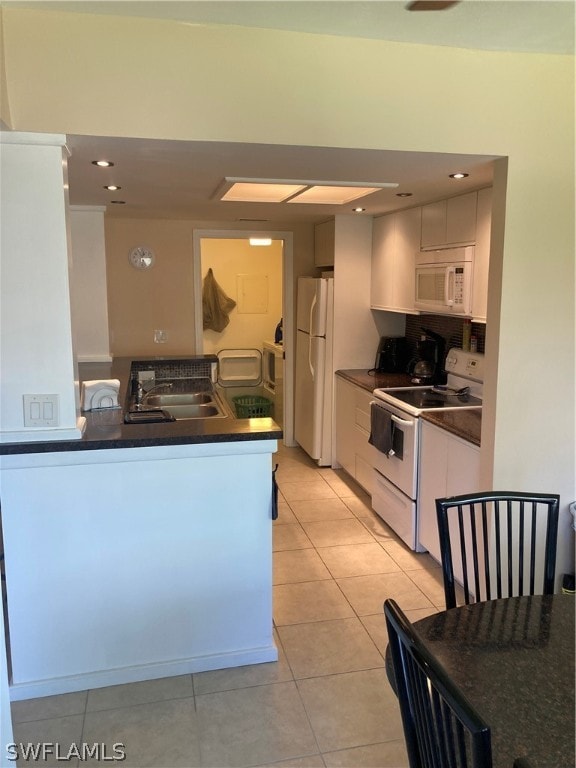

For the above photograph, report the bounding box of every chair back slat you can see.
[529,502,537,594]
[506,500,514,597]
[385,599,493,768]
[518,502,525,594]
[435,492,559,609]
[481,505,491,601]
[493,502,502,599]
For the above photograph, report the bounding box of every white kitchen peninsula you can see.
[1,433,279,701]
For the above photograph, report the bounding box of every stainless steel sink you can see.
[161,403,224,419]
[144,392,213,406]
[131,379,230,420]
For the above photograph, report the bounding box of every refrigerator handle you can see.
[308,336,315,378]
[309,292,317,336]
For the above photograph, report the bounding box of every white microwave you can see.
[414,246,474,316]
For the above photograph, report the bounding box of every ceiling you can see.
[9,0,571,224]
[67,136,498,224]
[6,1,575,54]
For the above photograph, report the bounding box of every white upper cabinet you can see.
[314,219,336,267]
[472,187,492,323]
[421,191,477,249]
[371,214,395,309]
[371,206,421,313]
[371,188,492,320]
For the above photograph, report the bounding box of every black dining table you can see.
[387,594,575,768]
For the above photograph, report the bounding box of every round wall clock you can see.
[128,246,155,270]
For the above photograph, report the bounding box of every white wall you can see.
[69,206,111,362]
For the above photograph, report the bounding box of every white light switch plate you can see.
[23,394,59,427]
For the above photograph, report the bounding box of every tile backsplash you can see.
[405,314,485,362]
[130,356,218,381]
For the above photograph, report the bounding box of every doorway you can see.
[193,230,294,445]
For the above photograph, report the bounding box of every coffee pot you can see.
[409,328,446,384]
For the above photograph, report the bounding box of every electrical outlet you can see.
[23,394,59,427]
[154,329,167,343]
[138,370,155,385]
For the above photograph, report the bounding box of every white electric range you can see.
[370,348,484,551]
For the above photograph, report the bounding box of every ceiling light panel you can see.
[287,185,384,205]
[221,182,306,203]
[216,177,399,205]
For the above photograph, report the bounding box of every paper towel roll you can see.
[81,379,121,411]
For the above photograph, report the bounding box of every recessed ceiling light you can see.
[353,207,366,213]
[92,160,114,167]
[104,185,121,191]
[396,192,413,197]
[110,200,126,204]
[449,172,469,179]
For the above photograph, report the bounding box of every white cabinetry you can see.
[472,187,492,322]
[421,192,477,250]
[418,420,480,563]
[314,219,335,267]
[335,377,376,494]
[371,206,421,313]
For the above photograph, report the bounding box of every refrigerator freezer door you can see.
[297,277,328,337]
[295,330,326,460]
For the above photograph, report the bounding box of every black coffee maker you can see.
[374,336,411,373]
[408,328,446,384]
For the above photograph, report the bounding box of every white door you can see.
[294,330,326,459]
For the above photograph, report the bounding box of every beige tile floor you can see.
[10,445,448,768]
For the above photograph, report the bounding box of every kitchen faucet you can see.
[135,380,173,406]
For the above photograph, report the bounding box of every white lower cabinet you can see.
[335,377,376,494]
[418,420,480,563]
[373,469,418,551]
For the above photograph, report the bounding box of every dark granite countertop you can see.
[336,369,481,446]
[412,595,575,768]
[1,357,282,455]
[420,408,482,447]
[335,368,414,392]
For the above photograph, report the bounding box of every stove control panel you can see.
[444,347,485,382]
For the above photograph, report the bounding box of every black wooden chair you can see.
[435,491,560,609]
[384,598,492,768]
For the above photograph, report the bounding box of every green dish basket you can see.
[232,395,273,418]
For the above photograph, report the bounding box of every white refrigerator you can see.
[294,276,334,466]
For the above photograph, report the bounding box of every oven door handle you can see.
[369,403,415,429]
[391,414,415,427]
